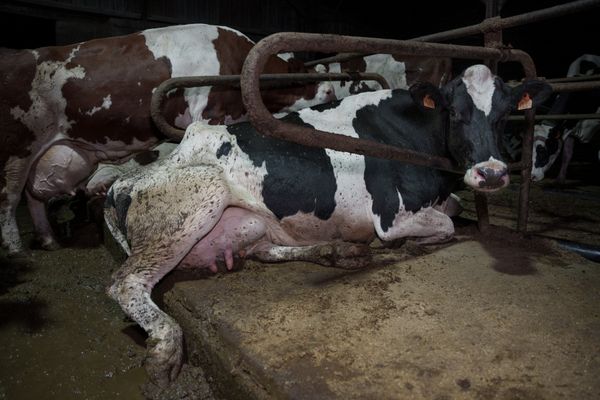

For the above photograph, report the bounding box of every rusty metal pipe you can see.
[517,110,536,232]
[150,72,390,141]
[509,113,600,121]
[507,81,600,120]
[241,32,536,176]
[415,0,600,42]
[549,81,600,92]
[304,0,600,67]
[545,73,600,83]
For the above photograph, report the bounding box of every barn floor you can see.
[0,171,599,400]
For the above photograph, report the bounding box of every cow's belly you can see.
[179,205,375,271]
[277,208,375,243]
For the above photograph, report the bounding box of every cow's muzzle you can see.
[463,157,509,192]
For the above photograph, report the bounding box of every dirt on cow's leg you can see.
[254,241,372,269]
[1,157,33,256]
[25,190,61,251]
[557,135,575,185]
[108,256,184,387]
[106,165,232,386]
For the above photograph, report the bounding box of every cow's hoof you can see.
[7,249,30,259]
[144,330,184,387]
[334,255,372,269]
[333,243,372,269]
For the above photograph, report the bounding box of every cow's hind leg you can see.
[557,135,574,184]
[107,166,229,386]
[25,190,60,250]
[109,254,186,386]
[254,241,372,269]
[1,157,30,256]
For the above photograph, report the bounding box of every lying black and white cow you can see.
[104,64,550,385]
[530,54,600,182]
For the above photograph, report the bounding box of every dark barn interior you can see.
[1,1,599,399]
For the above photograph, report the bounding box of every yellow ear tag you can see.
[517,93,533,110]
[423,94,435,109]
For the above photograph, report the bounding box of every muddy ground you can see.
[0,165,598,399]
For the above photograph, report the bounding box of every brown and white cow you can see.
[0,23,335,255]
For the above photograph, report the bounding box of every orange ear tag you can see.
[517,93,533,110]
[423,94,435,109]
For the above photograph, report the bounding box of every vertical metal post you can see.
[476,0,504,233]
[517,108,536,232]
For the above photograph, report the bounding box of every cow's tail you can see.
[104,186,132,256]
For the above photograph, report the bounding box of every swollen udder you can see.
[178,207,268,272]
[29,144,95,200]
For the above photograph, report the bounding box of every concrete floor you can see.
[161,226,600,399]
[1,175,599,399]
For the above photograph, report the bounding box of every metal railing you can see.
[150,72,390,140]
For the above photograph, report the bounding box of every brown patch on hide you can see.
[60,33,171,145]
[0,49,37,192]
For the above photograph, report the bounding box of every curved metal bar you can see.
[150,72,390,141]
[241,32,537,175]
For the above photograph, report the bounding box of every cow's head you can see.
[410,64,552,192]
[531,124,563,181]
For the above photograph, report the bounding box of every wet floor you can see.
[0,206,148,400]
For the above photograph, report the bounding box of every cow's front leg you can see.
[373,206,455,245]
[24,190,60,250]
[253,241,372,269]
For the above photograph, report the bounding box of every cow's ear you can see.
[511,80,552,111]
[410,82,446,111]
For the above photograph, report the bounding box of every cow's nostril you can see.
[476,167,487,180]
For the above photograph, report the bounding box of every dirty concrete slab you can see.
[162,231,600,400]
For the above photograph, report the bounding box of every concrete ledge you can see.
[162,234,600,399]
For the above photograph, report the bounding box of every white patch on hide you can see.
[462,64,495,116]
[10,46,85,141]
[84,94,112,116]
[364,54,407,90]
[531,124,554,182]
[277,52,295,61]
[298,90,394,239]
[323,55,408,99]
[143,24,243,123]
[171,122,269,208]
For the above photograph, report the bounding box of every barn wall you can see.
[0,0,597,80]
[0,0,373,48]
